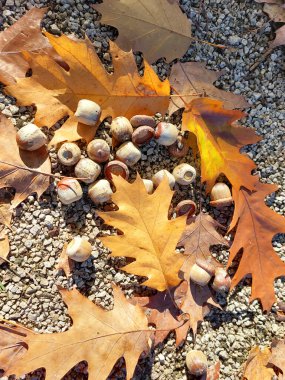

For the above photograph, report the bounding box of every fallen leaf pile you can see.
[242,339,285,380]
[0,3,284,379]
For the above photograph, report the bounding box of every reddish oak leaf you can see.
[228,182,285,311]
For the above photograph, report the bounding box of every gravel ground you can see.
[0,0,285,379]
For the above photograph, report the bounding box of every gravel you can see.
[0,0,284,379]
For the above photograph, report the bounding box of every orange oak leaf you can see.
[5,33,170,146]
[182,98,261,193]
[269,339,285,379]
[0,286,152,380]
[178,212,228,270]
[98,175,187,292]
[0,114,51,208]
[94,0,192,63]
[0,8,66,86]
[0,234,9,264]
[242,346,275,380]
[169,62,248,113]
[228,182,285,311]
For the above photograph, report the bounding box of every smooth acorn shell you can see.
[57,143,81,166]
[210,182,233,207]
[104,160,129,181]
[175,200,196,218]
[152,170,175,189]
[132,126,154,145]
[212,268,231,292]
[130,115,156,128]
[75,158,101,184]
[66,236,92,262]
[142,179,154,194]
[74,99,101,126]
[189,263,213,286]
[172,163,196,185]
[155,122,178,146]
[88,179,113,204]
[111,116,133,143]
[186,350,208,376]
[116,141,141,167]
[16,123,47,151]
[168,136,189,158]
[57,178,83,205]
[87,139,110,163]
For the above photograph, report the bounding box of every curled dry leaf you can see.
[0,114,51,208]
[169,62,248,113]
[242,346,275,380]
[182,98,260,193]
[56,243,74,277]
[0,8,65,85]
[268,339,285,379]
[270,24,285,48]
[0,286,153,380]
[0,203,12,228]
[5,33,170,146]
[98,175,187,291]
[228,182,285,311]
[0,234,9,264]
[94,0,192,63]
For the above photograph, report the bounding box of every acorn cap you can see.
[168,136,189,158]
[175,200,196,218]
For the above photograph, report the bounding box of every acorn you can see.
[189,261,215,286]
[155,122,178,146]
[116,141,141,167]
[57,142,81,166]
[87,139,110,163]
[74,158,101,184]
[104,160,129,181]
[212,267,231,293]
[152,170,176,189]
[110,116,133,143]
[168,136,189,158]
[143,179,154,194]
[16,123,47,151]
[186,349,208,376]
[130,115,156,128]
[88,179,113,204]
[175,200,196,218]
[74,99,101,126]
[66,236,92,262]
[57,178,83,205]
[210,182,233,208]
[132,126,154,145]
[172,163,196,186]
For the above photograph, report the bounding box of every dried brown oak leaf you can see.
[269,339,285,379]
[98,175,187,291]
[94,0,192,63]
[228,182,285,311]
[242,346,275,380]
[182,98,260,193]
[0,234,9,264]
[0,203,12,227]
[256,0,285,22]
[169,62,248,113]
[0,286,152,380]
[271,25,285,48]
[178,212,228,271]
[0,114,51,208]
[0,8,65,86]
[5,33,170,146]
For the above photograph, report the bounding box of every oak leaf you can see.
[242,346,275,380]
[271,25,285,48]
[94,0,192,63]
[0,114,51,208]
[228,182,285,311]
[0,286,152,380]
[5,33,170,146]
[98,175,187,291]
[178,213,228,270]
[169,62,248,113]
[269,339,285,379]
[0,8,65,86]
[0,203,12,227]
[0,234,9,264]
[182,98,260,193]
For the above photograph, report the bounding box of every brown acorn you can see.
[130,115,156,128]
[186,350,208,376]
[132,126,154,145]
